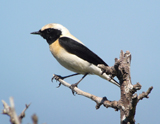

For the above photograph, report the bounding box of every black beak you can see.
[30,30,41,35]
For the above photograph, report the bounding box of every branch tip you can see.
[138,86,153,101]
[32,114,38,124]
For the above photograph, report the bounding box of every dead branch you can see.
[2,97,30,124]
[53,50,153,124]
[138,86,153,101]
[32,114,38,124]
[98,50,153,124]
[19,103,31,123]
[53,74,120,110]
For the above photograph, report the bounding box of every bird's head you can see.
[31,23,70,45]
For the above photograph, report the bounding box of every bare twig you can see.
[32,114,38,124]
[138,86,153,101]
[130,83,142,94]
[19,103,31,123]
[53,74,120,110]
[97,64,117,77]
[2,100,10,115]
[2,97,20,124]
[2,97,30,124]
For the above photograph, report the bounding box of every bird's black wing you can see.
[59,37,108,66]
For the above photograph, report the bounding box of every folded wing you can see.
[59,37,108,66]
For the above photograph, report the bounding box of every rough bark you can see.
[98,50,153,124]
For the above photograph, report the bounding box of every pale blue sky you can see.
[1,1,160,124]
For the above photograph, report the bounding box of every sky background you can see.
[1,1,160,124]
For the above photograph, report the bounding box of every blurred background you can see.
[1,1,159,123]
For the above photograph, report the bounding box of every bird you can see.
[31,23,120,93]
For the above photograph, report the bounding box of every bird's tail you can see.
[95,69,120,87]
[109,78,120,87]
[89,64,120,87]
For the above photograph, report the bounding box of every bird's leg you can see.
[70,73,88,95]
[51,73,80,82]
[51,73,80,88]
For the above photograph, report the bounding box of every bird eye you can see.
[47,28,52,33]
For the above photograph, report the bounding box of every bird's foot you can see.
[70,83,78,95]
[51,74,64,88]
[51,74,64,82]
